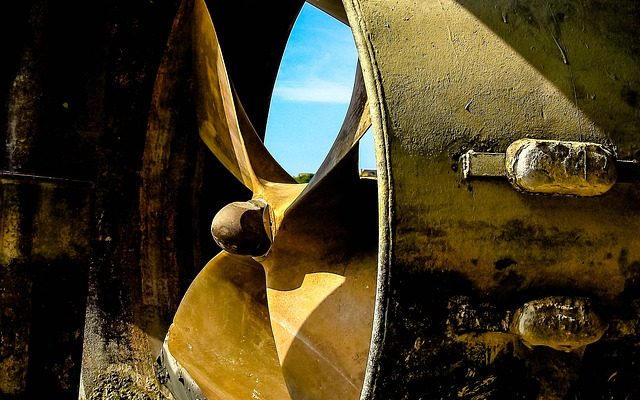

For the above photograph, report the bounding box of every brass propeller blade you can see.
[193,0,293,191]
[260,165,378,400]
[255,61,375,400]
[168,1,377,399]
[195,0,371,230]
[166,252,291,399]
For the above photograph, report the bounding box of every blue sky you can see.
[264,3,376,175]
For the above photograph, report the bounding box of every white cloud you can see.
[273,79,353,103]
[267,3,358,105]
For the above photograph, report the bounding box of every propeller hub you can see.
[211,199,272,257]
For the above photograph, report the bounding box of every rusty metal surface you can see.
[165,0,640,398]
[463,138,619,196]
[3,0,639,398]
[0,175,92,399]
[1,0,244,398]
[510,296,607,352]
[505,139,617,196]
[344,0,640,398]
[462,151,507,178]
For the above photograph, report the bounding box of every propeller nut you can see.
[211,199,272,257]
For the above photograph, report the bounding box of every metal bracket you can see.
[461,138,638,197]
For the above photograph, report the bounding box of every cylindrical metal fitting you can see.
[210,199,272,257]
[505,139,617,196]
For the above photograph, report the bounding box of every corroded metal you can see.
[510,297,607,352]
[155,340,205,400]
[0,173,92,398]
[8,0,639,396]
[461,151,506,178]
[505,139,617,196]
[345,0,640,397]
[96,0,640,398]
[462,139,619,196]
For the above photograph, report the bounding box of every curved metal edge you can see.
[194,0,299,191]
[285,63,370,217]
[0,171,94,186]
[340,0,394,399]
[155,337,207,400]
[307,0,350,25]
